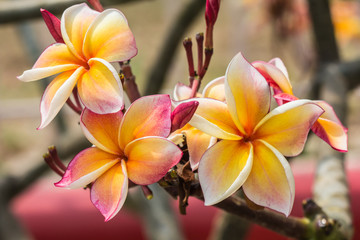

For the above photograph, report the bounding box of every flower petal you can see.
[173,83,201,101]
[311,101,347,152]
[81,108,123,155]
[314,101,346,126]
[199,140,253,206]
[182,98,242,140]
[119,95,172,149]
[17,44,82,82]
[90,160,128,221]
[124,136,182,185]
[225,52,270,135]
[273,93,299,105]
[61,3,100,60]
[253,100,324,156]
[312,118,348,152]
[202,76,225,101]
[77,58,124,114]
[83,8,137,62]
[184,128,215,170]
[243,140,295,216]
[269,58,289,80]
[55,147,119,189]
[252,60,293,95]
[39,67,85,129]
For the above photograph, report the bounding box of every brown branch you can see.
[214,196,309,239]
[160,172,311,239]
[145,0,205,95]
[160,158,353,240]
[121,62,141,102]
[0,0,148,24]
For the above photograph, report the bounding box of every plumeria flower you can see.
[182,52,324,216]
[55,95,182,221]
[18,3,137,129]
[253,58,348,152]
[170,77,224,170]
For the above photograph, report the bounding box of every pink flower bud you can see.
[171,101,199,132]
[205,0,220,26]
[40,9,64,43]
[87,0,104,12]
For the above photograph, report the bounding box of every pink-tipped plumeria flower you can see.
[18,3,137,129]
[55,95,182,221]
[170,77,224,170]
[181,53,324,216]
[253,58,348,152]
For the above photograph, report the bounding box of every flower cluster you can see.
[18,1,347,221]
[18,3,137,128]
[175,53,347,215]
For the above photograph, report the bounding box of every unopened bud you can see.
[205,0,221,26]
[40,9,64,43]
[87,0,104,12]
[171,101,199,132]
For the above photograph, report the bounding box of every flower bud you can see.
[40,9,64,43]
[87,0,104,12]
[205,0,220,26]
[171,101,199,132]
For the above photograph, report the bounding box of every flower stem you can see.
[183,38,195,86]
[196,33,204,75]
[66,98,82,115]
[198,48,213,79]
[120,62,141,103]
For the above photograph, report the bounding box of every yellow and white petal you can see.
[173,83,201,101]
[313,98,347,152]
[81,108,123,155]
[39,67,85,129]
[225,52,270,135]
[180,98,242,140]
[243,140,295,216]
[124,136,182,185]
[202,76,225,101]
[83,8,137,62]
[269,58,289,80]
[253,100,324,157]
[119,95,172,149]
[18,44,82,82]
[252,60,293,95]
[90,160,128,221]
[55,147,120,189]
[312,118,348,152]
[313,101,346,126]
[77,58,124,114]
[184,128,215,170]
[61,3,99,60]
[198,140,253,206]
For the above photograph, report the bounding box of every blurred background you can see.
[1,0,360,239]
